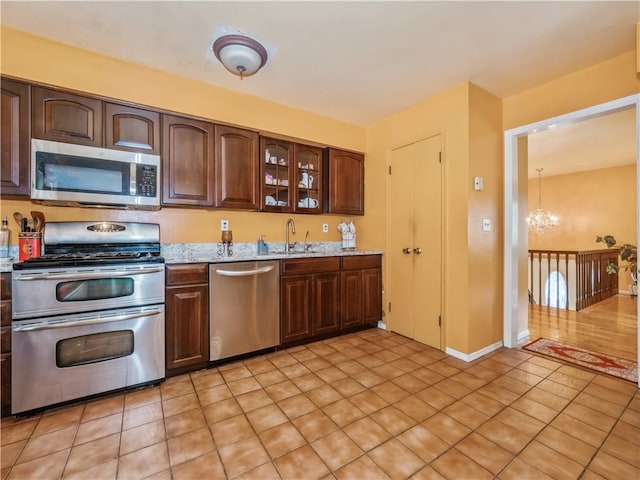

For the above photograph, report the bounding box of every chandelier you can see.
[527,168,559,234]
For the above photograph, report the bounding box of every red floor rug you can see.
[522,338,638,384]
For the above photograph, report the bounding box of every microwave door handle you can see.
[15,267,164,281]
[13,308,164,332]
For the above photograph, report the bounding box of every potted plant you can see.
[596,235,638,294]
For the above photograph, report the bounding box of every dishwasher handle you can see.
[214,265,275,277]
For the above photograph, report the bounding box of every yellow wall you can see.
[2,26,638,357]
[528,165,637,252]
[365,82,503,355]
[503,51,639,130]
[467,84,503,352]
[366,83,467,352]
[528,165,637,291]
[505,51,638,338]
[0,26,369,248]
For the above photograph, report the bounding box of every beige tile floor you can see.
[1,328,638,480]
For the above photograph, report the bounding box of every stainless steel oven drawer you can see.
[11,304,165,414]
[12,263,165,319]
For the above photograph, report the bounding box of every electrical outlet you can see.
[322,223,329,233]
[221,220,229,231]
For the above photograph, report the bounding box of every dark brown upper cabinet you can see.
[293,143,323,214]
[261,137,293,213]
[104,102,160,154]
[32,87,103,147]
[214,125,259,210]
[323,148,365,215]
[32,87,160,155]
[162,114,215,207]
[260,139,323,214]
[1,78,30,197]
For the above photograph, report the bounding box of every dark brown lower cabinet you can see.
[280,257,341,344]
[1,272,12,417]
[341,255,383,327]
[280,255,381,345]
[280,275,313,343]
[165,264,209,376]
[312,273,341,335]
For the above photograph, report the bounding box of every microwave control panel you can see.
[136,164,158,197]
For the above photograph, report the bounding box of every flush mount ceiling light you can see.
[212,34,268,79]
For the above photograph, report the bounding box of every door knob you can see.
[402,247,412,254]
[413,247,422,254]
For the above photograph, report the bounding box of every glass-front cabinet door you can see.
[294,144,322,214]
[261,138,292,212]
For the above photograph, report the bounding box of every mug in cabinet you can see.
[298,197,318,208]
[300,172,314,188]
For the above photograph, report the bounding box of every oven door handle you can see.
[12,307,163,332]
[15,267,164,281]
[214,265,274,277]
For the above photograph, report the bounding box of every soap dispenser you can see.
[257,235,267,254]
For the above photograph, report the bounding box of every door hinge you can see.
[438,315,442,327]
[388,166,392,175]
[439,152,442,163]
[388,302,392,312]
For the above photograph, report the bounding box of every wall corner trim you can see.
[445,341,503,363]
[517,330,530,345]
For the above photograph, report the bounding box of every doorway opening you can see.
[503,94,640,386]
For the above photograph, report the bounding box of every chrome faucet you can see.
[285,218,296,253]
[304,230,311,252]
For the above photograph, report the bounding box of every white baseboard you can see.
[445,340,503,362]
[517,330,530,345]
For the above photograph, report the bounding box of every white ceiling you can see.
[1,0,638,173]
[528,108,637,178]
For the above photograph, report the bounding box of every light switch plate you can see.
[482,218,491,232]
[221,220,229,231]
[474,177,484,191]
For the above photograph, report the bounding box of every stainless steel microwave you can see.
[31,139,161,210]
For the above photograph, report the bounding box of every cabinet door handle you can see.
[402,248,412,254]
[413,248,422,254]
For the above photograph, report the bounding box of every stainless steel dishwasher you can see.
[209,260,280,361]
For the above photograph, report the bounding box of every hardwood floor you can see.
[528,294,638,361]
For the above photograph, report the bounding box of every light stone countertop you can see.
[162,241,383,265]
[0,243,383,272]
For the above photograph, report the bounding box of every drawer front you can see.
[0,273,10,300]
[166,264,209,286]
[0,300,11,327]
[341,255,382,270]
[0,327,10,354]
[281,257,340,275]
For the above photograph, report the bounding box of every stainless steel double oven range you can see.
[11,221,165,415]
